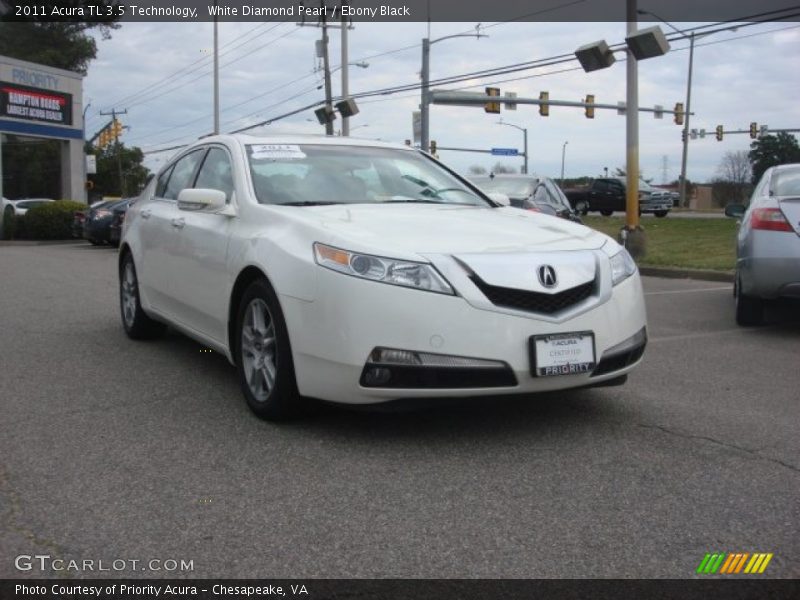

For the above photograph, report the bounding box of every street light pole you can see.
[420,30,486,152]
[420,37,431,152]
[340,4,350,136]
[497,120,528,174]
[560,140,568,184]
[679,33,694,208]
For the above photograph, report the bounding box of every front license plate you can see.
[531,331,595,377]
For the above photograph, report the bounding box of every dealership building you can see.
[0,54,86,230]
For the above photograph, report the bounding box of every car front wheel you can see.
[235,279,301,420]
[600,209,613,217]
[119,252,167,339]
[574,200,589,216]
[735,274,764,326]
[655,210,668,218]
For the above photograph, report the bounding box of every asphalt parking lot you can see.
[1,242,798,579]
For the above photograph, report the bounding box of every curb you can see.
[639,265,734,283]
[0,240,85,247]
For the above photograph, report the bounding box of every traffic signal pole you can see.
[100,107,127,196]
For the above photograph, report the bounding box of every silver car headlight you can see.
[610,247,637,286]
[314,243,455,295]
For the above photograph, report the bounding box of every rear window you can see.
[771,167,800,196]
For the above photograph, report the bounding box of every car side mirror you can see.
[177,188,227,212]
[724,203,746,219]
[486,192,511,206]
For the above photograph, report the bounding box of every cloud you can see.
[83,20,800,182]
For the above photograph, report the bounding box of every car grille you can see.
[470,275,595,314]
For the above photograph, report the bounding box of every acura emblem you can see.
[538,265,557,288]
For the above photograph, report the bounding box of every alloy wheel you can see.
[241,298,277,402]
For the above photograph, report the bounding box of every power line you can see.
[140,13,799,153]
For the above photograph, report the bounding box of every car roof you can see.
[193,133,416,152]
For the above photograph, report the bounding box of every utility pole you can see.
[623,0,645,257]
[299,2,336,136]
[100,108,127,196]
[320,2,334,136]
[340,2,350,136]
[213,2,220,135]
[679,32,694,207]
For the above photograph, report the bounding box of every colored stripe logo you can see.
[697,552,773,574]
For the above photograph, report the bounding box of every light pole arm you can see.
[420,31,487,152]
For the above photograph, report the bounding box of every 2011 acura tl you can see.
[119,135,647,419]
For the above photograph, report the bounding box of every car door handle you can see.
[171,218,185,230]
[140,209,151,219]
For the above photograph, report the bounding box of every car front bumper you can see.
[281,267,648,404]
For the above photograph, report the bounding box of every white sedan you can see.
[119,135,647,419]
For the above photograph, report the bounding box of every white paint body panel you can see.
[121,134,648,405]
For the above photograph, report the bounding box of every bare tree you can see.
[718,151,751,186]
[492,162,517,174]
[716,151,752,202]
[468,165,487,175]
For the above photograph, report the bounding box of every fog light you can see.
[363,367,392,386]
[369,348,423,365]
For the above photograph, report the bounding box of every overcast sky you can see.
[83,18,800,183]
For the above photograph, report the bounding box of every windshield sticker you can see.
[250,144,307,160]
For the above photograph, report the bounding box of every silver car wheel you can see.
[121,261,138,328]
[241,298,277,403]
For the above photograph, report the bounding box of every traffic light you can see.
[97,129,109,149]
[584,94,595,119]
[749,122,758,139]
[681,129,687,143]
[429,140,437,155]
[715,125,723,141]
[673,102,684,126]
[539,91,549,117]
[484,87,501,114]
[112,118,123,140]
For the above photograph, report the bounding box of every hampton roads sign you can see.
[0,81,73,126]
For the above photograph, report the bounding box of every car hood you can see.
[277,203,609,258]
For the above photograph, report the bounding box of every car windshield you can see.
[771,166,800,196]
[247,144,488,207]
[471,177,535,197]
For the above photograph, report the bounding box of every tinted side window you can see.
[163,150,205,200]
[594,180,608,193]
[155,165,175,198]
[194,147,234,202]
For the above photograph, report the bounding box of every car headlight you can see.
[314,243,455,295]
[610,247,637,286]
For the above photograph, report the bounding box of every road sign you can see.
[491,148,519,156]
[504,91,517,111]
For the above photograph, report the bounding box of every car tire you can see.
[735,274,764,326]
[600,209,613,217]
[655,211,668,218]
[574,200,589,216]
[235,278,301,420]
[119,252,167,339]
[89,238,102,246]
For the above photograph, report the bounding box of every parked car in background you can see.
[119,134,647,420]
[638,181,671,217]
[84,199,131,245]
[74,200,110,240]
[564,178,669,217]
[725,163,800,325]
[108,199,132,246]
[469,174,582,222]
[3,198,54,217]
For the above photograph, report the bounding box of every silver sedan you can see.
[725,163,800,325]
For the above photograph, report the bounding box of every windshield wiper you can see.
[384,199,446,204]
[279,201,343,206]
